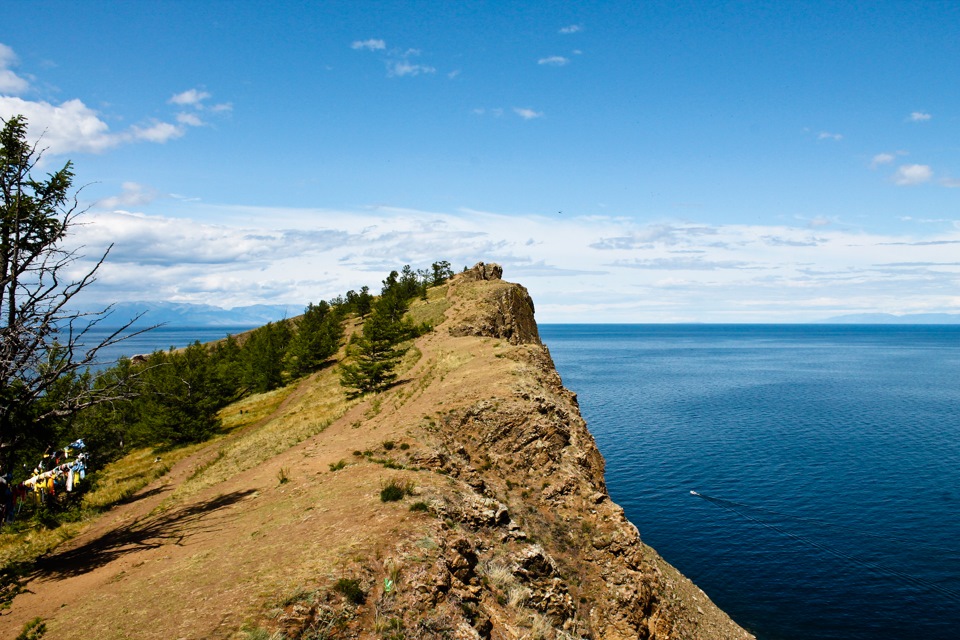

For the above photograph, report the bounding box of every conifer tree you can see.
[338,310,409,397]
[285,301,343,378]
[0,115,148,466]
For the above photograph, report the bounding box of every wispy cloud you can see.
[513,107,543,120]
[0,43,30,94]
[68,202,960,321]
[472,107,505,117]
[353,40,437,78]
[388,57,436,77]
[351,39,386,51]
[168,88,231,125]
[538,56,570,66]
[870,153,895,168]
[892,164,933,186]
[169,89,211,106]
[559,25,582,34]
[818,131,843,141]
[908,111,932,122]
[176,112,204,127]
[96,182,162,210]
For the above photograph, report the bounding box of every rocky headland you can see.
[0,263,752,640]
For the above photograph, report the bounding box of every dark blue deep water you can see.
[539,324,960,640]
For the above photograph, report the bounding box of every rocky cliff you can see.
[0,263,752,640]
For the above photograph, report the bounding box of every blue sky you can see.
[2,1,958,322]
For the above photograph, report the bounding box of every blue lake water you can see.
[539,324,960,640]
[82,326,255,367]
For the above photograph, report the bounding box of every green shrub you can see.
[16,617,46,640]
[409,501,429,512]
[329,459,347,472]
[380,479,412,502]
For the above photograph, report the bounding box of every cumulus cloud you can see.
[538,56,569,66]
[559,25,582,34]
[892,164,933,186]
[351,39,386,51]
[0,43,30,94]
[0,51,225,156]
[909,111,932,122]
[513,107,543,120]
[0,96,134,154]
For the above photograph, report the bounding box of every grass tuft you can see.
[379,479,414,502]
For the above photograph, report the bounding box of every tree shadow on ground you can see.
[115,484,168,506]
[30,489,257,580]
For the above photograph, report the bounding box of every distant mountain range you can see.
[77,301,297,328]
[817,313,960,325]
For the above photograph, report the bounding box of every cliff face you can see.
[0,263,752,640]
[270,264,751,639]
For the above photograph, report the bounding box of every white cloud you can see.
[818,131,843,141]
[0,43,30,94]
[892,164,933,186]
[96,182,162,210]
[351,39,386,51]
[870,153,895,168]
[1,96,122,154]
[130,120,185,143]
[386,47,437,77]
[61,202,960,321]
[909,111,932,122]
[176,112,204,127]
[169,89,211,106]
[0,96,187,152]
[514,107,543,120]
[559,25,582,34]
[538,56,570,66]
[388,60,436,77]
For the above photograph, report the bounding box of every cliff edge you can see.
[0,263,752,640]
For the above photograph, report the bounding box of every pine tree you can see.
[285,301,343,378]
[338,310,409,397]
